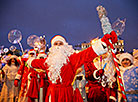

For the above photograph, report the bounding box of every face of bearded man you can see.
[45,43,75,83]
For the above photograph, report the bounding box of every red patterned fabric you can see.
[84,61,117,102]
[96,69,104,77]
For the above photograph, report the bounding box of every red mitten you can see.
[96,69,104,77]
[14,79,19,87]
[110,31,118,44]
[101,34,112,46]
[101,31,118,46]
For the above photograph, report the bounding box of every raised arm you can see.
[70,39,108,71]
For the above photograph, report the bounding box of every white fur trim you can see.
[34,47,38,51]
[40,50,45,52]
[15,74,21,80]
[28,73,31,80]
[40,88,43,102]
[119,52,133,64]
[51,35,66,46]
[93,70,100,79]
[28,50,36,56]
[92,39,108,56]
[109,96,117,102]
[28,50,36,54]
[37,53,47,59]
[26,58,35,68]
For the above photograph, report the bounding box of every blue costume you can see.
[123,66,138,101]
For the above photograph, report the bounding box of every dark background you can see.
[0,0,138,53]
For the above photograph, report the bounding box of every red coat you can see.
[31,47,98,102]
[15,58,33,102]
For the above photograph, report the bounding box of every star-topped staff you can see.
[97,5,127,102]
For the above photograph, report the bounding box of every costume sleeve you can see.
[15,63,25,80]
[2,64,8,75]
[70,39,108,72]
[84,61,97,81]
[30,59,46,70]
[2,65,8,74]
[15,58,28,80]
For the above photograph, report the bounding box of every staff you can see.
[96,5,127,102]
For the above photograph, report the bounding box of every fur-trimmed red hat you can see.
[28,49,36,56]
[51,35,66,46]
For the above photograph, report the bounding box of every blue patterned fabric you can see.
[123,66,138,101]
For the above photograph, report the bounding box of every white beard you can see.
[45,44,75,83]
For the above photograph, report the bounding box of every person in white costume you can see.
[0,55,20,102]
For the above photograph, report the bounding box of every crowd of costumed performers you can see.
[0,5,138,102]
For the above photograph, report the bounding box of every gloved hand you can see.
[101,31,118,46]
[110,31,118,44]
[96,69,104,77]
[14,79,19,87]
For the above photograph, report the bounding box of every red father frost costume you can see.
[29,35,108,102]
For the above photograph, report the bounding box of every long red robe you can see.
[15,58,33,102]
[31,47,98,102]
